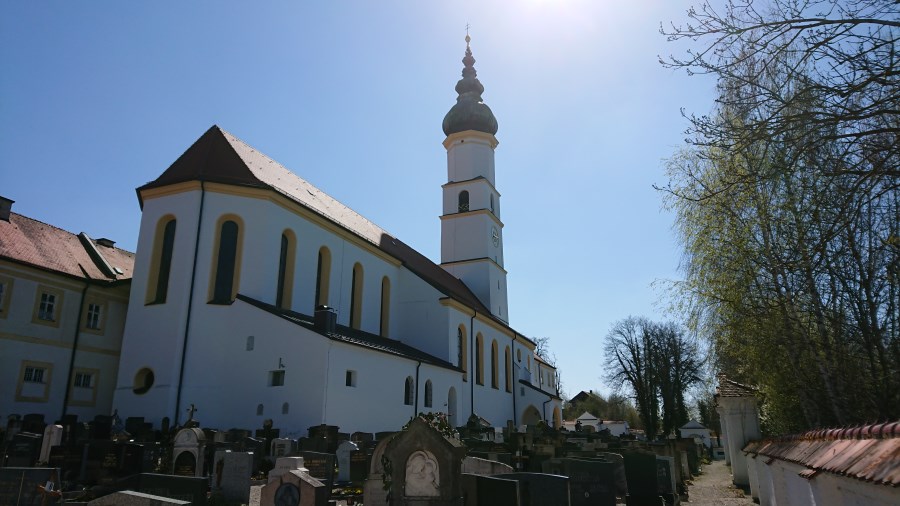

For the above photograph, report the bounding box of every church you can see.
[1,38,562,436]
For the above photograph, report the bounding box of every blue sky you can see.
[1,1,717,403]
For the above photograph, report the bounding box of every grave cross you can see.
[187,404,197,421]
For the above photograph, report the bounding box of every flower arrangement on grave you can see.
[403,412,457,440]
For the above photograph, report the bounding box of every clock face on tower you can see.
[491,226,500,247]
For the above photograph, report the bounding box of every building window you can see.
[346,370,357,387]
[85,303,102,330]
[475,333,484,385]
[74,372,93,388]
[276,231,296,309]
[0,275,13,317]
[133,368,155,395]
[148,217,176,304]
[380,276,390,337]
[269,370,285,387]
[282,402,290,414]
[33,286,64,327]
[24,366,46,383]
[246,335,255,351]
[424,380,433,408]
[505,346,512,392]
[315,247,331,309]
[458,326,468,382]
[349,263,363,329]
[210,219,241,304]
[257,404,264,416]
[404,376,414,406]
[517,349,522,362]
[491,340,499,389]
[458,191,469,212]
[490,193,494,213]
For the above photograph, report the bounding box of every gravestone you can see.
[260,469,328,506]
[22,413,47,434]
[5,431,42,467]
[544,458,616,506]
[494,472,571,506]
[88,490,190,505]
[172,428,206,477]
[300,451,335,490]
[655,456,676,496]
[221,451,254,504]
[461,473,520,506]
[351,432,374,444]
[241,436,266,473]
[349,450,369,482]
[271,437,297,458]
[307,424,339,453]
[211,450,230,492]
[362,433,397,505]
[383,417,467,505]
[39,424,63,464]
[336,441,358,483]
[0,467,61,506]
[462,456,514,476]
[621,450,661,506]
[114,472,207,505]
[269,456,308,483]
[90,415,113,440]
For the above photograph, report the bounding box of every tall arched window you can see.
[490,193,494,213]
[491,340,499,389]
[458,191,469,212]
[282,402,290,414]
[315,246,331,309]
[148,217,176,304]
[211,218,241,304]
[475,333,484,385]
[380,277,391,337]
[349,263,363,329]
[256,404,264,416]
[458,326,468,382]
[505,345,512,392]
[424,380,433,408]
[276,231,296,309]
[404,376,414,406]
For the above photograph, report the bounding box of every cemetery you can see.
[2,377,898,505]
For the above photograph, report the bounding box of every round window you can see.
[133,367,155,395]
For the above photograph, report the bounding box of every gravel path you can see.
[684,460,755,505]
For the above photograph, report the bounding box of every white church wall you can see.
[445,133,496,184]
[394,267,451,359]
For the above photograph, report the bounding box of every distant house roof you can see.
[680,420,707,430]
[716,375,759,398]
[140,126,534,346]
[569,390,600,404]
[236,294,459,371]
[576,412,599,422]
[0,212,134,283]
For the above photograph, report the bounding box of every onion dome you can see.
[442,35,499,136]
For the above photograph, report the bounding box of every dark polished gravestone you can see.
[461,473,520,506]
[81,440,145,485]
[494,472,572,506]
[115,472,207,505]
[620,450,661,506]
[301,451,336,489]
[544,458,616,506]
[0,467,62,505]
[5,431,43,467]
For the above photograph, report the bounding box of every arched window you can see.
[505,346,512,392]
[491,340,499,389]
[246,336,254,351]
[475,333,484,385]
[404,376,415,406]
[380,277,391,337]
[256,404,264,416]
[276,231,296,309]
[458,326,468,382]
[148,217,177,304]
[315,246,331,309]
[349,263,364,329]
[490,193,494,213]
[282,402,290,414]
[458,191,469,212]
[517,349,522,362]
[211,218,241,304]
[424,380,433,408]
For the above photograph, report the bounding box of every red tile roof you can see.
[743,422,900,486]
[0,212,134,282]
[140,125,534,344]
[716,375,758,398]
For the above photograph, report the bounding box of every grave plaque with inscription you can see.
[301,450,335,489]
[0,468,61,506]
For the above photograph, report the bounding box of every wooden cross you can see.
[187,403,197,420]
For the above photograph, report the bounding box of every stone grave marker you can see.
[545,458,615,506]
[90,414,113,440]
[462,456,514,475]
[88,490,190,505]
[211,449,231,492]
[461,473,520,506]
[39,424,63,464]
[300,450,335,489]
[171,427,206,477]
[221,451,254,504]
[22,413,46,434]
[271,437,297,457]
[269,456,307,483]
[351,431,374,444]
[383,417,467,504]
[241,436,266,473]
[362,433,397,504]
[494,472,571,506]
[0,467,61,506]
[596,452,627,497]
[81,440,121,485]
[621,450,660,506]
[335,440,358,483]
[260,469,328,506]
[114,472,207,505]
[656,456,676,496]
[349,449,369,482]
[5,431,42,467]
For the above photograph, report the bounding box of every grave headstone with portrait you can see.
[383,417,467,505]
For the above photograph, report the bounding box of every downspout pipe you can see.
[414,360,422,417]
[469,310,476,417]
[61,271,90,420]
[175,181,206,426]
[543,397,553,425]
[511,333,519,426]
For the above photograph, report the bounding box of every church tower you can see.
[440,35,509,322]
